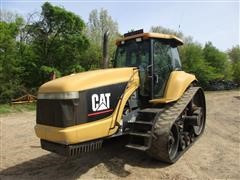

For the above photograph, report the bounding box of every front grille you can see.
[37,99,79,127]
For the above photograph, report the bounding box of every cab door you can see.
[152,40,173,99]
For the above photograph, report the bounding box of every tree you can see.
[27,2,89,86]
[228,45,240,63]
[203,42,232,80]
[180,43,220,87]
[0,17,24,102]
[228,45,240,84]
[0,10,20,23]
[85,8,119,69]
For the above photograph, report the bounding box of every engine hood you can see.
[38,67,136,93]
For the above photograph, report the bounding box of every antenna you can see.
[178,10,184,33]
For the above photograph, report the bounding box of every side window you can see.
[171,47,182,70]
[126,51,137,66]
[116,48,127,67]
[153,41,172,72]
[138,47,149,70]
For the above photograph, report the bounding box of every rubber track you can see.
[147,87,202,163]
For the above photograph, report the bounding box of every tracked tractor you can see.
[35,29,206,163]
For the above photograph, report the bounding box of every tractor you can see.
[35,29,206,163]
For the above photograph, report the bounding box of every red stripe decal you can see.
[88,109,114,117]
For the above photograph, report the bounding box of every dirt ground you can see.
[0,90,239,180]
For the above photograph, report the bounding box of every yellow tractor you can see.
[35,29,206,163]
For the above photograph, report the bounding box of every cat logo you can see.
[91,93,111,112]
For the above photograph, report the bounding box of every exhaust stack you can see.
[102,30,109,69]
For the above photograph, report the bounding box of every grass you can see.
[0,103,36,115]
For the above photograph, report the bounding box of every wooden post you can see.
[50,71,56,80]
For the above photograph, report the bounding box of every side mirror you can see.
[146,64,153,74]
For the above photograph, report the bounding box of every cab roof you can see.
[116,32,184,46]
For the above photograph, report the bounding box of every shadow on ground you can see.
[0,136,168,179]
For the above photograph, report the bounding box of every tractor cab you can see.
[114,29,183,100]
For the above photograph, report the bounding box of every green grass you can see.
[0,103,36,114]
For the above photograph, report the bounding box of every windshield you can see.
[114,40,150,69]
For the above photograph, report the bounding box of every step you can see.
[129,132,151,138]
[139,108,162,114]
[125,144,149,151]
[128,120,153,125]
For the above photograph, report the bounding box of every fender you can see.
[108,69,140,135]
[150,71,197,104]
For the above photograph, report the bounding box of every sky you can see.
[1,0,239,51]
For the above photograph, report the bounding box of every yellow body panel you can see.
[116,33,183,46]
[39,67,135,93]
[150,71,196,103]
